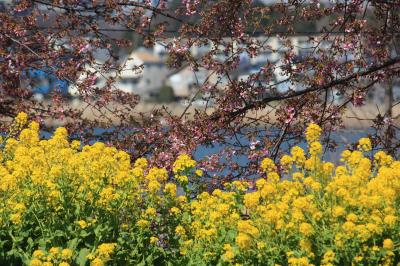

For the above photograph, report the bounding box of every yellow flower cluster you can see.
[87,243,117,266]
[172,154,197,186]
[173,154,196,173]
[15,112,28,129]
[291,146,306,167]
[357,137,372,152]
[171,124,400,265]
[305,123,322,143]
[30,247,73,266]
[260,157,277,172]
[1,115,400,266]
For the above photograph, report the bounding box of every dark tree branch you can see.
[215,56,400,121]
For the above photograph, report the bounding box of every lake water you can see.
[40,127,380,169]
[190,128,386,180]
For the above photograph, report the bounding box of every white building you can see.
[166,66,210,98]
[68,48,114,97]
[116,48,168,98]
[68,64,110,97]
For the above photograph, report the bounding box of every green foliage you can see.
[157,86,176,103]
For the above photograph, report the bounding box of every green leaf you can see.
[67,238,79,250]
[145,253,154,264]
[27,238,34,248]
[135,258,146,266]
[226,229,236,240]
[54,230,65,237]
[38,239,46,249]
[76,248,90,266]
[79,230,89,238]
[74,204,81,216]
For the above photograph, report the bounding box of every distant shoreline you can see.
[43,99,399,129]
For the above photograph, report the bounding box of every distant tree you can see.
[157,85,175,103]
[0,0,399,183]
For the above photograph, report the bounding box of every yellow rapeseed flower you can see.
[358,137,372,152]
[148,180,161,194]
[383,239,394,250]
[49,247,60,256]
[150,236,159,244]
[97,243,116,258]
[61,248,73,260]
[299,223,314,236]
[29,259,42,266]
[236,233,251,250]
[291,146,306,166]
[280,155,293,172]
[90,258,104,266]
[260,158,277,173]
[76,220,88,229]
[145,207,157,217]
[10,213,22,224]
[384,215,397,227]
[237,220,260,237]
[195,169,203,176]
[222,244,235,262]
[305,123,322,143]
[175,225,186,235]
[172,154,196,173]
[170,207,181,215]
[244,192,260,209]
[32,250,45,259]
[136,219,150,229]
[164,182,177,197]
[309,141,322,156]
[134,157,148,169]
[15,112,28,129]
[175,175,188,184]
[332,206,346,218]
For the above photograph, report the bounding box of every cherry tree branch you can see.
[216,56,400,121]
